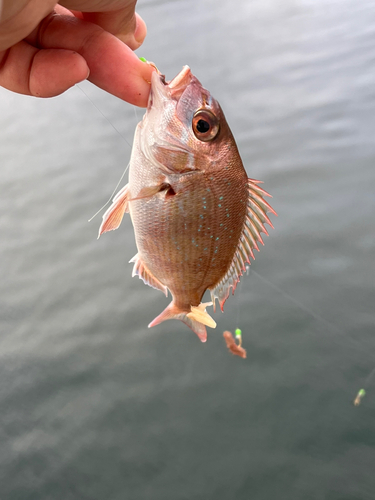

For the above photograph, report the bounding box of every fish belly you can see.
[129,162,248,309]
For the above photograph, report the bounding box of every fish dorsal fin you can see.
[130,253,168,296]
[98,184,129,238]
[210,179,277,312]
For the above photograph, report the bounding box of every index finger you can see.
[36,9,154,105]
[59,0,147,50]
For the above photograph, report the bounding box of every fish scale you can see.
[133,171,247,307]
[99,66,275,342]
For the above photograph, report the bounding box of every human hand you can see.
[0,1,154,106]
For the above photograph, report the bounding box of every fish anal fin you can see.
[210,178,276,312]
[130,253,168,296]
[210,248,245,314]
[98,184,129,238]
[149,301,217,342]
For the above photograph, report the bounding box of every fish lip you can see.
[168,66,193,99]
[150,70,168,99]
[143,66,194,165]
[151,65,193,101]
[167,65,192,90]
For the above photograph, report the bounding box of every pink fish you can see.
[99,66,276,342]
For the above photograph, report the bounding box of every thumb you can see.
[80,10,147,50]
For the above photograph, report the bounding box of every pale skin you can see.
[0,0,154,106]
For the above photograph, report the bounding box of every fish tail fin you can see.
[187,302,217,329]
[148,301,216,343]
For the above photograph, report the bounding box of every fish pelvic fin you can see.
[130,253,168,296]
[98,184,129,238]
[148,301,217,342]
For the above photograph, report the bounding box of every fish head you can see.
[139,66,239,173]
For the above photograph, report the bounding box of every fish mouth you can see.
[167,66,193,98]
[151,66,193,101]
[142,67,193,165]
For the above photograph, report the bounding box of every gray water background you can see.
[1,0,375,498]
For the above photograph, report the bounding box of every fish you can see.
[99,65,276,342]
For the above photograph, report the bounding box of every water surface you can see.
[1,1,375,498]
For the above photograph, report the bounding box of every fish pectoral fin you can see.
[130,253,168,296]
[98,184,129,238]
[129,182,172,202]
[186,302,217,328]
[148,301,216,343]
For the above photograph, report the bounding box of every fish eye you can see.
[192,110,219,142]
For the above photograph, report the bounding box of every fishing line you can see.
[76,83,133,148]
[75,83,136,222]
[249,269,373,357]
[133,105,140,123]
[235,278,242,325]
[247,268,375,397]
[250,269,344,336]
[87,162,130,222]
[364,366,375,386]
[76,81,375,396]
